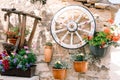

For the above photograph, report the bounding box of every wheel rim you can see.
[51,5,96,49]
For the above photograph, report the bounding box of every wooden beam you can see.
[28,19,38,47]
[19,15,26,48]
[1,8,41,21]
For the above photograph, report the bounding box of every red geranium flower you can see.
[0,54,2,60]
[2,59,9,70]
[104,27,110,34]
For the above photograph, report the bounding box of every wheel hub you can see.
[67,21,78,32]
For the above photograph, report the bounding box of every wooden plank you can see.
[13,37,20,52]
[28,19,38,47]
[19,15,26,48]
[1,8,41,21]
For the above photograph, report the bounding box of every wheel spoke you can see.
[75,13,84,23]
[61,31,69,41]
[78,20,93,26]
[78,27,90,34]
[75,31,82,41]
[70,33,73,45]
[55,28,67,33]
[71,13,75,20]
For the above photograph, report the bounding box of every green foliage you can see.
[71,53,89,61]
[88,32,109,47]
[53,60,68,69]
[45,42,53,46]
[9,47,36,71]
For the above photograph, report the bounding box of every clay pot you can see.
[44,46,53,62]
[52,68,67,80]
[8,38,17,45]
[73,61,88,73]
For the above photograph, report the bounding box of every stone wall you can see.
[0,0,119,80]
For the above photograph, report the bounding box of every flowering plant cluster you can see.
[6,27,19,39]
[5,26,29,39]
[84,27,120,48]
[53,60,68,69]
[71,52,88,61]
[0,46,36,72]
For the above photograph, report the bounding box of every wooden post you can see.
[28,19,38,47]
[19,15,26,48]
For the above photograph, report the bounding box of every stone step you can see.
[0,76,39,80]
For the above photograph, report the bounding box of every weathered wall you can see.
[0,0,119,80]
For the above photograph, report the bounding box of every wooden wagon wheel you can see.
[51,5,96,49]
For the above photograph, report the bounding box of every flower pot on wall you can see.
[44,45,53,62]
[89,46,109,57]
[73,61,88,73]
[8,38,17,45]
[52,68,67,80]
[1,65,36,77]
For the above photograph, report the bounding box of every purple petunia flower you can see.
[1,53,5,58]
[26,63,30,67]
[13,58,17,63]
[0,60,2,64]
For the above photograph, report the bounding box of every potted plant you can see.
[44,42,53,62]
[71,52,88,73]
[52,60,68,80]
[5,27,19,45]
[5,26,29,45]
[84,27,120,57]
[0,46,37,77]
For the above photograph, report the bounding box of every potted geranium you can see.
[52,60,68,80]
[84,27,120,57]
[71,52,88,73]
[5,27,19,45]
[0,46,36,77]
[5,26,29,45]
[44,42,53,62]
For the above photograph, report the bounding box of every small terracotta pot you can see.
[8,38,17,45]
[73,61,88,73]
[52,68,67,80]
[44,46,53,62]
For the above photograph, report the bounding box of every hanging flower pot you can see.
[44,42,53,62]
[8,38,17,45]
[71,52,89,73]
[84,27,120,57]
[73,61,88,72]
[89,46,109,57]
[52,68,67,79]
[52,60,68,79]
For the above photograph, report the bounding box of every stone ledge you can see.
[0,76,39,80]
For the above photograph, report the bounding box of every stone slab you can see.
[0,76,39,80]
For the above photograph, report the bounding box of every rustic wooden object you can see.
[28,19,38,47]
[2,8,41,50]
[19,15,26,48]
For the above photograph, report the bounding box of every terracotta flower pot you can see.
[52,68,67,80]
[8,38,17,45]
[73,61,88,73]
[44,46,53,62]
